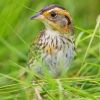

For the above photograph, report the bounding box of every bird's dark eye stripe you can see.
[50,11,57,17]
[65,16,71,25]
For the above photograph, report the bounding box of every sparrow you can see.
[28,4,75,99]
[28,4,74,78]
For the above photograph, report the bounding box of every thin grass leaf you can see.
[82,16,100,64]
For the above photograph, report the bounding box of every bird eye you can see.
[50,11,57,18]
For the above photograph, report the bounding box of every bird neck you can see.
[45,26,73,40]
[43,22,61,37]
[45,27,60,38]
[44,22,73,37]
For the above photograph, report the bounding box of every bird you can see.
[28,4,75,99]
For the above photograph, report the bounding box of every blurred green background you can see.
[0,0,100,100]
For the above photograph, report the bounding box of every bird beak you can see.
[31,12,44,20]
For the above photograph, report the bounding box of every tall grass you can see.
[0,0,100,100]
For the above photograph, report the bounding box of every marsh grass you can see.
[0,0,100,100]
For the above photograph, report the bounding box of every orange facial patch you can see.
[42,8,72,33]
[42,8,72,20]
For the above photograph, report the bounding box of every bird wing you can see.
[27,30,47,75]
[27,33,41,68]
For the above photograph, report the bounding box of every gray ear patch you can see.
[60,18,67,27]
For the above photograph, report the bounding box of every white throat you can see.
[45,25,60,38]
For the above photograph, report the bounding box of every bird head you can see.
[31,4,73,34]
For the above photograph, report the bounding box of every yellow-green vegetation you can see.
[0,0,100,100]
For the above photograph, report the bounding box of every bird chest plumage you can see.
[38,28,74,77]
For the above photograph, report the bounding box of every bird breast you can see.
[38,29,74,77]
